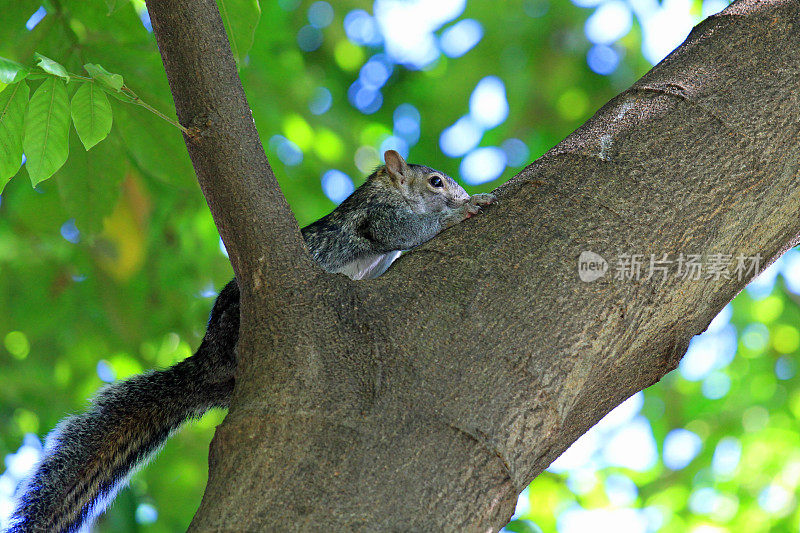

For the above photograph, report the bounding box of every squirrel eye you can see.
[428,175,444,188]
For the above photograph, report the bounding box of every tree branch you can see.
[145,0,800,530]
[145,0,315,292]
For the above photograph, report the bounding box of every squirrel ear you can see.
[384,150,408,184]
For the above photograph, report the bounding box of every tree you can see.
[147,0,800,529]
[2,0,799,531]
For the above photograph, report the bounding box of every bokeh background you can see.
[5,0,799,531]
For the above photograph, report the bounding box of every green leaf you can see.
[71,83,112,150]
[0,56,30,84]
[216,0,261,66]
[0,82,30,190]
[34,53,70,82]
[23,77,70,185]
[56,131,125,235]
[83,63,124,92]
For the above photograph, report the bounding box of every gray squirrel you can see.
[8,150,495,533]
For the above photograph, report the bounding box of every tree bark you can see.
[148,0,800,530]
[145,0,317,296]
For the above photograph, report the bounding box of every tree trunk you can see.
[145,0,800,530]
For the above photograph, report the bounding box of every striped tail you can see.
[7,348,233,533]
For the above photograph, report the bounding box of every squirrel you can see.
[8,150,496,533]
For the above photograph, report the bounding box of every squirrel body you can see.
[8,150,495,533]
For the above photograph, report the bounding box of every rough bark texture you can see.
[147,0,800,531]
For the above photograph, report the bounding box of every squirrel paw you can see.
[464,193,497,218]
[470,193,497,206]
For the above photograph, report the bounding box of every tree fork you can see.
[147,0,800,530]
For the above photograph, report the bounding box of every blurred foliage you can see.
[6,0,795,532]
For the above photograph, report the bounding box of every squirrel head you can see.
[382,150,469,213]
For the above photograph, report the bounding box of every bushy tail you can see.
[9,280,241,533]
[7,350,232,533]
